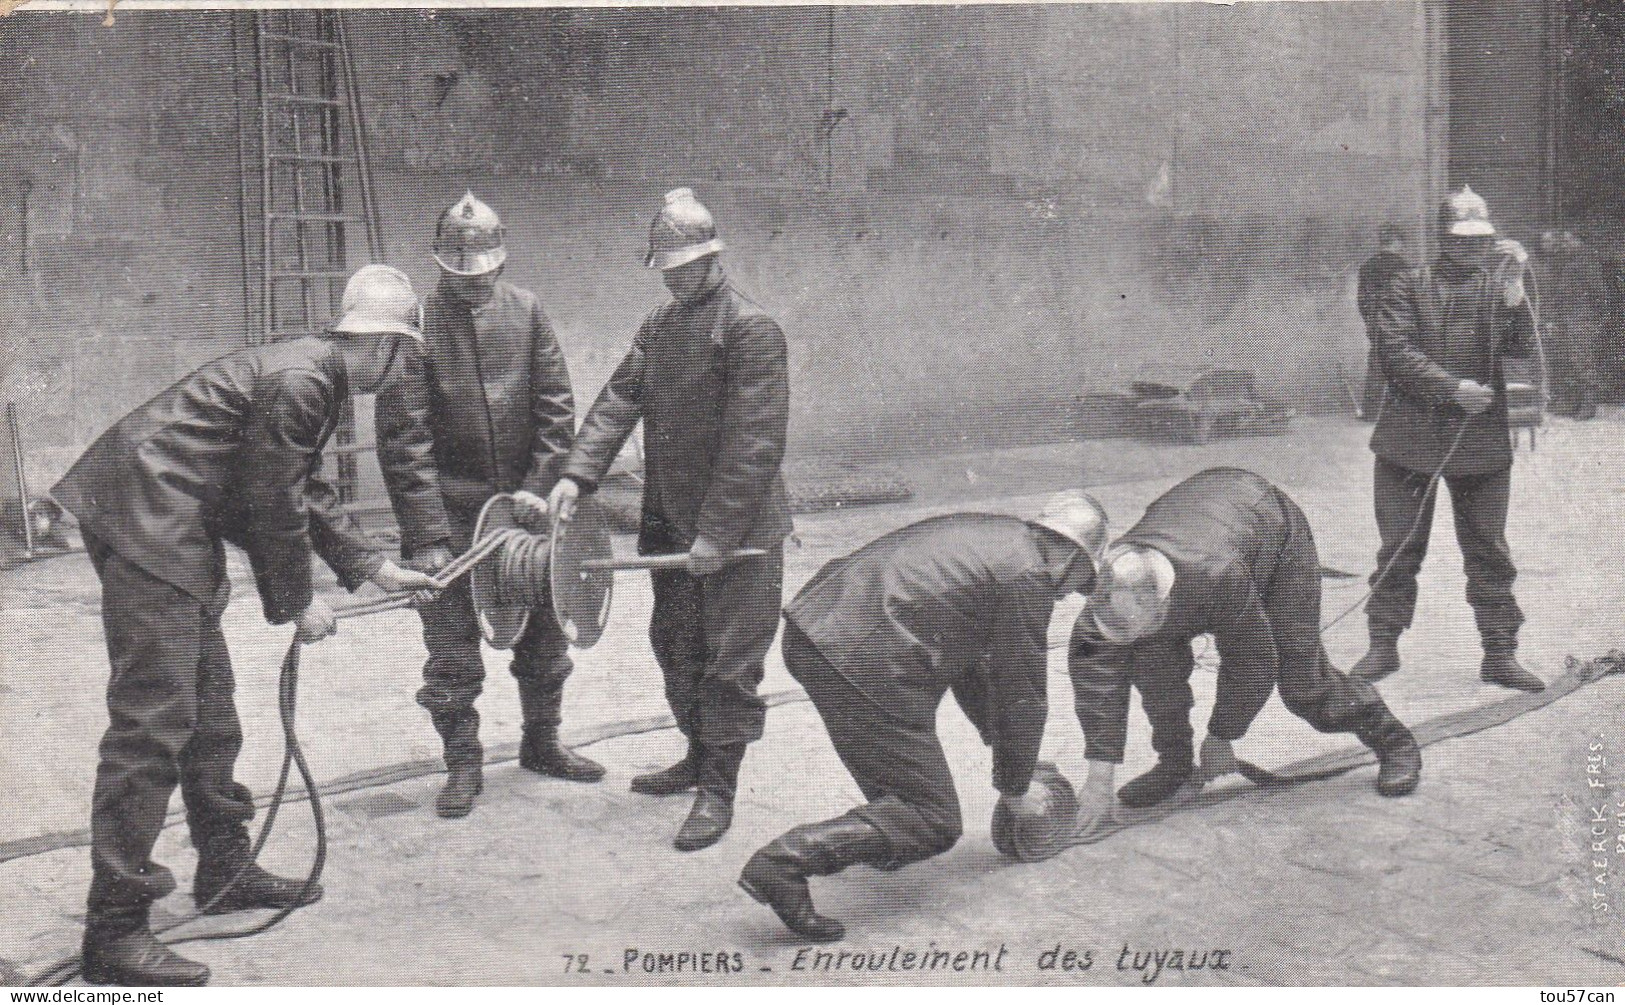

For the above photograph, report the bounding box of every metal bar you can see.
[335,12,385,261]
[265,93,342,107]
[270,270,351,279]
[254,13,274,342]
[267,211,367,223]
[232,13,256,345]
[580,550,769,573]
[270,152,358,164]
[317,11,346,311]
[8,402,34,558]
[259,31,340,49]
[281,30,316,330]
[325,443,377,457]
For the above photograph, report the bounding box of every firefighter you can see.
[1352,187,1544,693]
[50,266,442,986]
[737,492,1107,941]
[549,188,793,851]
[378,192,599,820]
[1068,468,1423,832]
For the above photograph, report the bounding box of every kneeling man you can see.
[739,493,1106,941]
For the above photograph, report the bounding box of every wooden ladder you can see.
[237,10,387,517]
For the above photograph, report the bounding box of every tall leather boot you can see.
[1353,702,1423,797]
[193,828,323,913]
[1350,632,1402,683]
[82,906,210,987]
[1480,640,1545,693]
[631,739,701,796]
[674,743,744,852]
[517,675,604,783]
[432,710,484,819]
[738,815,894,942]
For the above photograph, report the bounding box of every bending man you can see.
[1069,468,1422,832]
[50,266,440,985]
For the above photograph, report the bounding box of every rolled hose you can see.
[990,763,1078,863]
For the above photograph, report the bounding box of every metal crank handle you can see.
[579,548,768,573]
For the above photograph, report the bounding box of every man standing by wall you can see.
[1357,223,1412,420]
[379,192,601,821]
[1536,229,1612,420]
[1352,187,1543,694]
[550,188,793,852]
[50,266,441,985]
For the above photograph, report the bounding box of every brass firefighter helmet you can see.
[643,187,726,270]
[434,191,508,276]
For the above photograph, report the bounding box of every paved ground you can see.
[2,415,1623,986]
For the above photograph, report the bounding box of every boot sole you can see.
[737,877,845,943]
[1480,674,1545,693]
[521,761,607,783]
[674,829,727,852]
[82,962,210,987]
[196,897,321,915]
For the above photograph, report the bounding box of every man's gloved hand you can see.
[410,544,455,578]
[1073,759,1117,840]
[511,490,550,531]
[294,596,337,644]
[686,535,728,576]
[1197,734,1240,783]
[548,478,581,526]
[370,559,442,606]
[1453,379,1495,416]
[998,785,1053,822]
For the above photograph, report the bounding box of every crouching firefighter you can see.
[378,192,600,820]
[1068,468,1423,833]
[737,493,1107,941]
[49,265,442,986]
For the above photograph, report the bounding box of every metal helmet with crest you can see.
[434,191,508,276]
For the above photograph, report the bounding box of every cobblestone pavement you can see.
[3,416,1623,985]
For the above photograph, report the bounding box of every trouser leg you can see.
[179,588,257,862]
[83,534,211,935]
[1366,456,1439,638]
[693,546,782,747]
[786,628,962,866]
[415,577,486,720]
[1131,639,1197,768]
[649,567,706,739]
[1444,468,1523,650]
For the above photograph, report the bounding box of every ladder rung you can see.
[268,211,368,223]
[326,443,378,458]
[271,270,350,280]
[259,31,341,49]
[266,92,342,107]
[270,152,357,164]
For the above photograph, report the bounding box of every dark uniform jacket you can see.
[1370,259,1535,476]
[561,279,793,555]
[1071,469,1305,761]
[785,513,1084,796]
[382,282,575,553]
[51,337,387,625]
